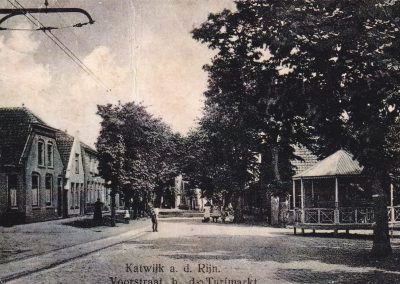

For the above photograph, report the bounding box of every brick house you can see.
[55,130,86,217]
[0,107,64,224]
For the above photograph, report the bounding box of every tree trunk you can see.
[110,190,116,227]
[271,145,283,225]
[271,145,281,182]
[370,173,392,257]
[233,192,244,223]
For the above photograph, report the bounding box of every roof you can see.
[293,149,364,179]
[291,145,319,175]
[0,107,53,166]
[55,130,75,168]
[80,142,97,155]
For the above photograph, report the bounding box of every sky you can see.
[0,0,235,146]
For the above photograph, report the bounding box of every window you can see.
[38,140,44,166]
[89,157,93,173]
[45,174,53,206]
[32,174,39,206]
[47,142,54,168]
[7,175,17,208]
[75,154,80,174]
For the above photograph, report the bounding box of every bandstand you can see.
[290,150,400,233]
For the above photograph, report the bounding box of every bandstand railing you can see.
[290,206,400,225]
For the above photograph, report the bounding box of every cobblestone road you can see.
[7,218,400,284]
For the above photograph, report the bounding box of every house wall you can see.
[24,130,64,222]
[82,148,107,212]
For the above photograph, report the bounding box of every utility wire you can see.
[49,0,108,90]
[7,0,111,93]
[12,0,110,92]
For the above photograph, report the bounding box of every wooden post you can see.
[335,177,339,208]
[335,177,339,223]
[292,180,296,209]
[301,179,305,223]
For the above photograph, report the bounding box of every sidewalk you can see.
[0,216,151,282]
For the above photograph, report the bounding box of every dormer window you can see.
[38,140,45,166]
[47,142,54,168]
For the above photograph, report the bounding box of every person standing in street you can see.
[148,203,159,232]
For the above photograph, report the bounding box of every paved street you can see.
[0,216,149,265]
[4,218,400,284]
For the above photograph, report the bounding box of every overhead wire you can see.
[12,0,110,92]
[6,0,111,93]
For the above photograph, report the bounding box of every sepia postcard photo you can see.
[1,0,400,283]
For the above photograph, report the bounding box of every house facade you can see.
[55,130,86,217]
[81,144,109,211]
[0,107,64,224]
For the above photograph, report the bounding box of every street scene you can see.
[2,0,400,283]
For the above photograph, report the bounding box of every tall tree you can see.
[96,104,127,226]
[192,0,313,201]
[96,102,181,218]
[193,0,400,256]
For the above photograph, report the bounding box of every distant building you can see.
[175,175,203,210]
[0,107,64,224]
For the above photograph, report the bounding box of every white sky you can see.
[0,0,235,146]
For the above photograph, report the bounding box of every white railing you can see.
[303,208,335,224]
[290,206,400,225]
[339,207,374,224]
[292,207,375,224]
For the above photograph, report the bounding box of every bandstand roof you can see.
[293,150,363,179]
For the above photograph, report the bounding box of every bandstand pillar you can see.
[292,180,296,209]
[334,177,339,223]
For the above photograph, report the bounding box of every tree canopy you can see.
[96,102,182,211]
[192,0,400,256]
